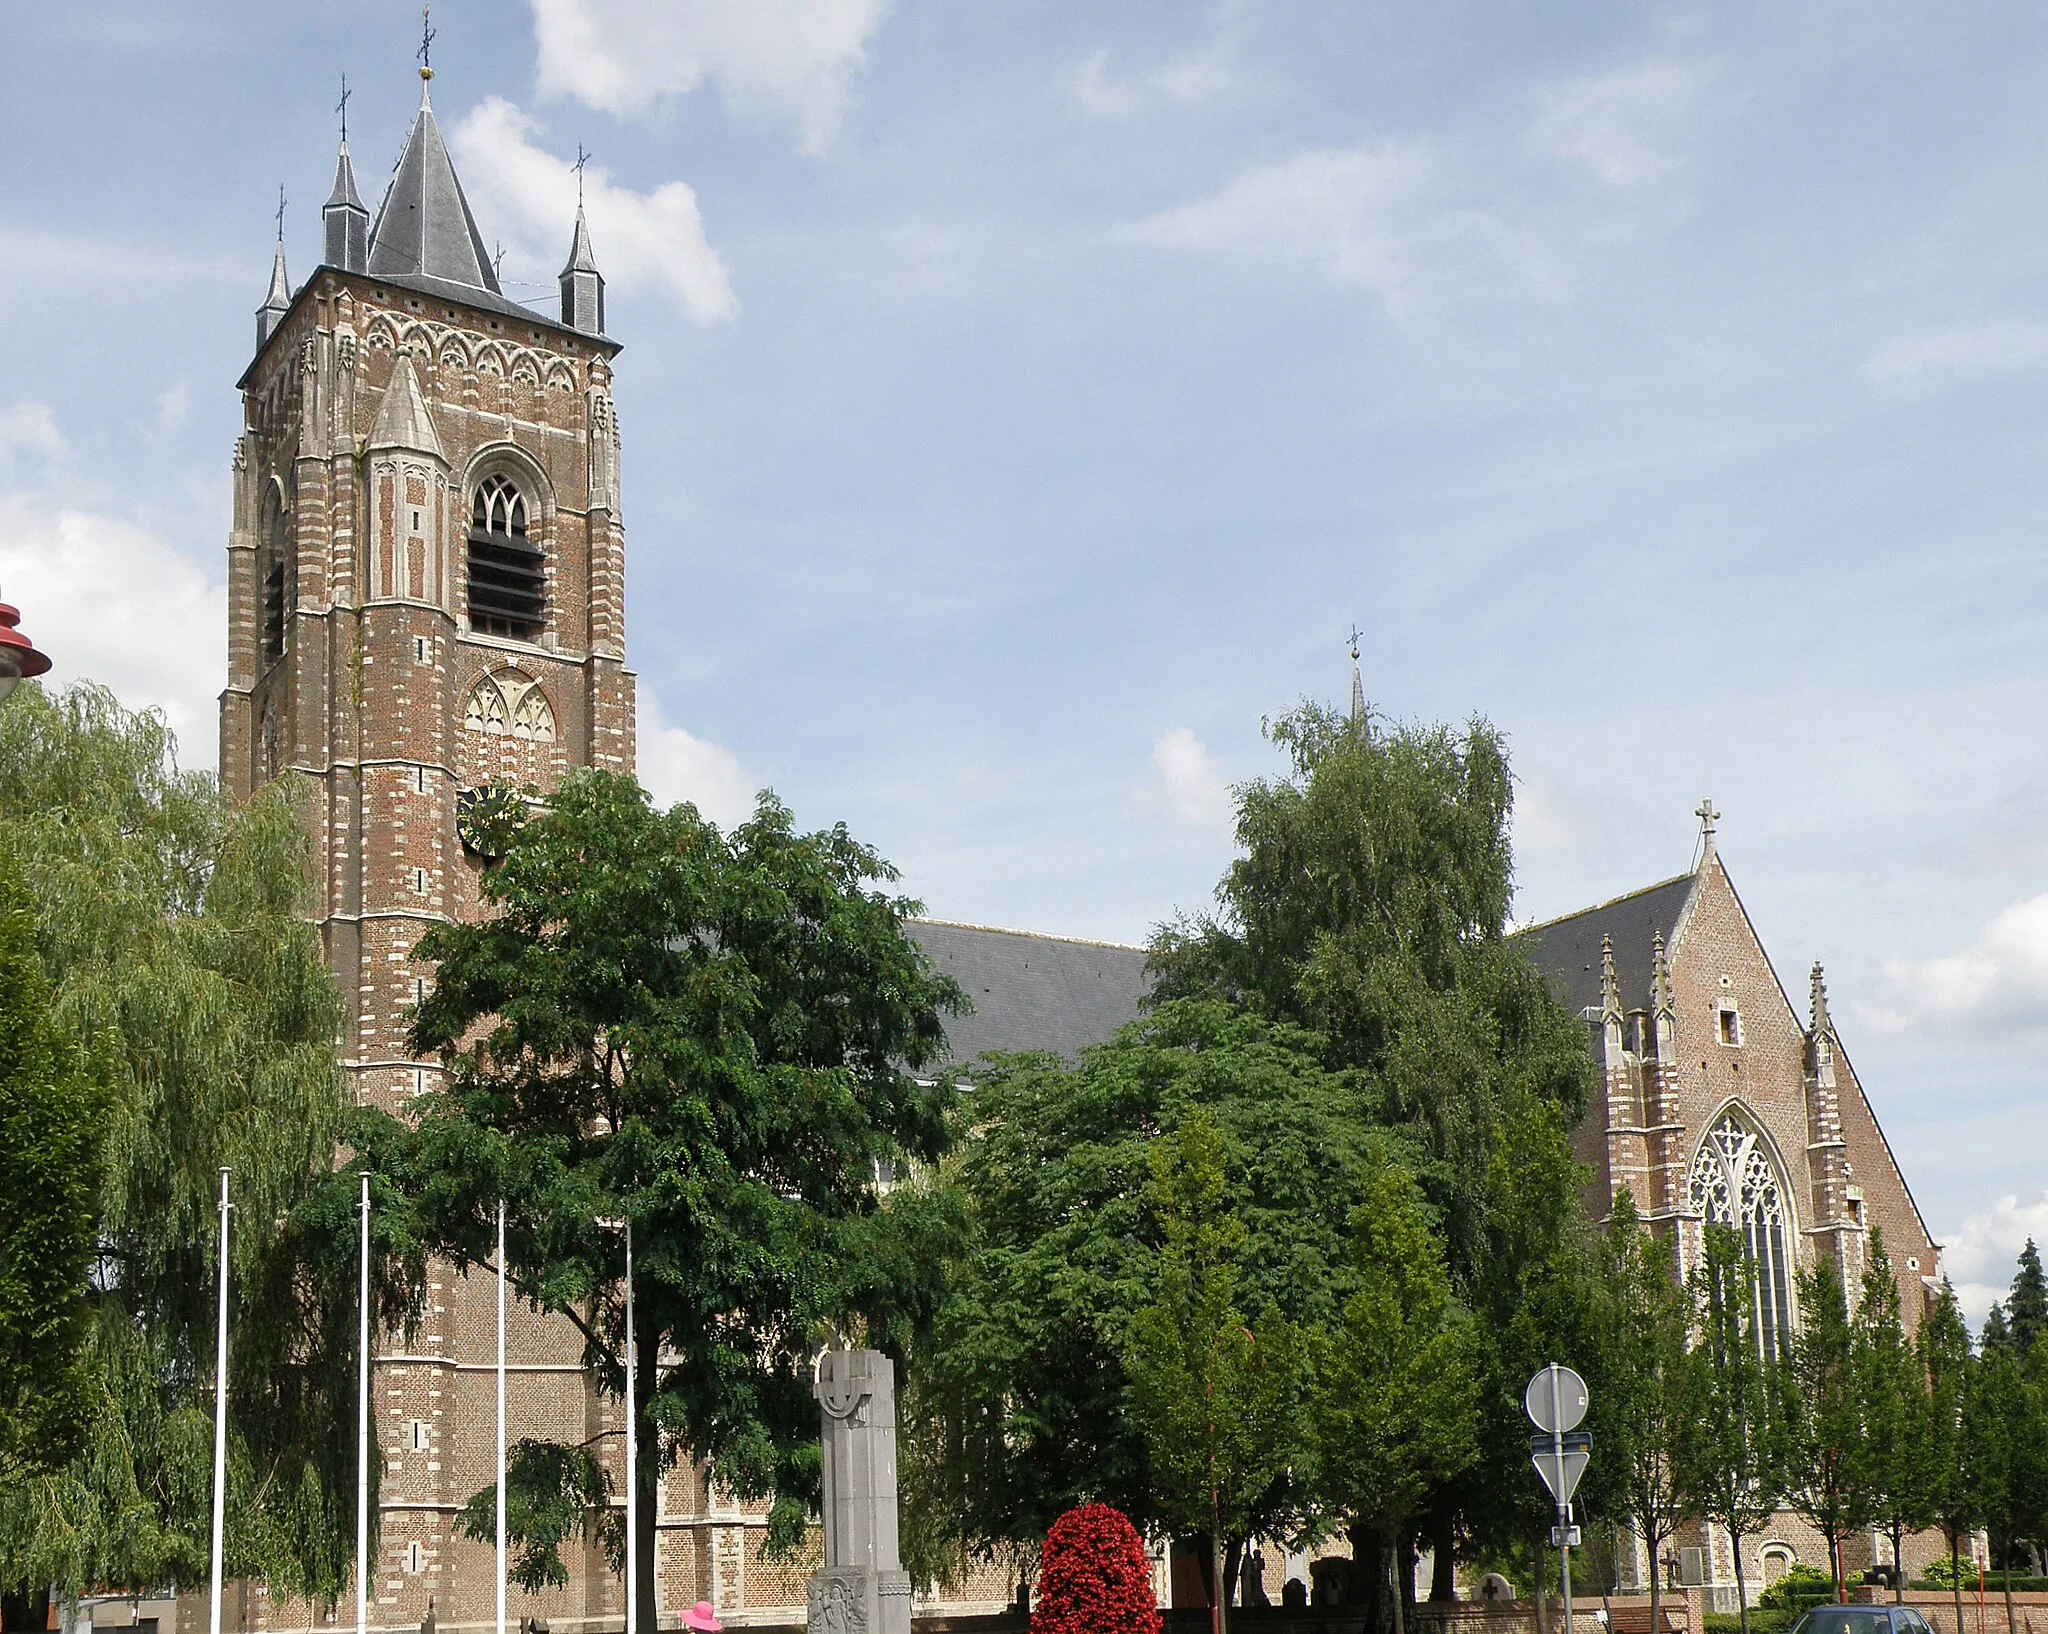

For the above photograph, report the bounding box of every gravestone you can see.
[806,1349,912,1634]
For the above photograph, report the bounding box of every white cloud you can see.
[451,98,738,323]
[0,402,64,467]
[0,486,225,758]
[1150,727,1233,829]
[1865,320,2048,391]
[1124,143,1477,304]
[529,0,886,155]
[1941,1191,2048,1329]
[1524,61,1704,189]
[1064,16,1241,120]
[637,690,757,829]
[1861,889,2048,1035]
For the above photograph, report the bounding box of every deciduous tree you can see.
[1852,1236,1930,1602]
[1787,1257,1868,1599]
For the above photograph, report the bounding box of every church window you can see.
[464,676,509,733]
[1718,1005,1742,1046]
[414,636,429,665]
[405,1541,424,1575]
[411,867,428,896]
[510,684,557,741]
[406,1419,430,1452]
[261,562,285,664]
[466,475,545,640]
[1688,1109,1796,1360]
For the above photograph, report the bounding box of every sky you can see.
[3,0,2048,1324]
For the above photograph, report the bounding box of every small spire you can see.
[1651,930,1674,1016]
[1809,961,1831,1037]
[256,193,292,351]
[559,195,606,335]
[1348,624,1366,727]
[1599,934,1622,1022]
[1695,797,1719,866]
[324,88,370,272]
[368,353,446,460]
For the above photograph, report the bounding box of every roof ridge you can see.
[1509,870,1698,939]
[911,917,1148,954]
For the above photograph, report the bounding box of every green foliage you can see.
[908,999,1371,1559]
[1673,1226,1795,1634]
[458,1440,615,1591]
[0,857,104,1478]
[1786,1257,1869,1597]
[1852,1236,1931,1599]
[0,683,350,1602]
[1757,1563,1835,1610]
[2005,1242,2048,1354]
[1124,1109,1308,1551]
[1919,1281,1979,1630]
[376,771,963,1624]
[1308,1149,1480,1546]
[1965,1327,2048,1624]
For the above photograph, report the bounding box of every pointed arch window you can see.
[1688,1110,1796,1360]
[466,475,545,641]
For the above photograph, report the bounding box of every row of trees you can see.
[2,677,2038,1634]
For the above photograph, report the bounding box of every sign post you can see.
[1526,1365,1591,1634]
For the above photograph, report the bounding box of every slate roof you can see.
[907,920,1152,1069]
[1509,872,1698,1017]
[367,92,501,296]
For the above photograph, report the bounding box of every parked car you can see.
[1790,1607,1939,1634]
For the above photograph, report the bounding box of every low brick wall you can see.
[1844,1591,2048,1634]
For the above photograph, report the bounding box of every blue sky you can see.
[4,0,2048,1319]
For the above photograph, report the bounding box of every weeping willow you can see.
[0,684,358,1605]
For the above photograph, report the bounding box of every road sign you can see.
[1551,1526,1582,1549]
[1529,1430,1592,1506]
[1524,1363,1589,1434]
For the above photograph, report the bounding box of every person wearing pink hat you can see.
[681,1604,722,1633]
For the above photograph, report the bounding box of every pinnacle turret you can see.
[256,232,291,351]
[324,139,369,272]
[560,204,605,335]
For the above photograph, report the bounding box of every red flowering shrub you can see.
[1031,1503,1161,1634]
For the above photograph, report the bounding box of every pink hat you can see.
[682,1604,722,1633]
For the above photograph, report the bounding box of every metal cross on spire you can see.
[418,5,436,80]
[274,184,287,241]
[1347,624,1367,727]
[573,144,592,207]
[336,73,351,142]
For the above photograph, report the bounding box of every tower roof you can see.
[366,87,501,296]
[261,235,292,313]
[327,139,367,215]
[562,204,599,276]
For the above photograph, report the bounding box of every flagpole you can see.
[497,1199,508,1634]
[624,1218,636,1634]
[209,1168,232,1634]
[357,1172,372,1634]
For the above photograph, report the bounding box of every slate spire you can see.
[559,203,605,335]
[365,76,502,294]
[324,138,370,272]
[256,226,292,351]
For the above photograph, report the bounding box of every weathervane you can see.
[336,73,351,142]
[418,5,436,81]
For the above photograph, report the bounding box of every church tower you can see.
[218,65,635,1628]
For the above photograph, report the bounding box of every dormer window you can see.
[466,475,544,641]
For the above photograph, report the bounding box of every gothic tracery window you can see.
[1688,1109,1796,1360]
[466,474,545,641]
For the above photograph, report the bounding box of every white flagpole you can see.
[209,1167,232,1634]
[624,1218,636,1634]
[496,1199,508,1634]
[357,1172,372,1634]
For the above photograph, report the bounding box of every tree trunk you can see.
[1387,1531,1407,1634]
[1893,1522,1907,1603]
[1430,1513,1457,1603]
[634,1335,659,1634]
[2004,1566,2017,1634]
[1399,1529,1418,1617]
[1953,1535,1966,1634]
[1733,1528,1752,1634]
[1647,1530,1663,1634]
[1824,1523,1843,1603]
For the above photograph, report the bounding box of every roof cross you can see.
[274,184,287,242]
[1695,798,1718,839]
[336,73,351,143]
[1348,623,1361,663]
[574,144,592,207]
[418,5,436,80]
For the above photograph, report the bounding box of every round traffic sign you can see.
[1524,1364,1588,1433]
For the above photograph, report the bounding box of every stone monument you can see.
[806,1349,913,1634]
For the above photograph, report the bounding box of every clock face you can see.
[456,783,525,859]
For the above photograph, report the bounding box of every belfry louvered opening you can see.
[466,475,545,641]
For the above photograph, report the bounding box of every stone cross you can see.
[1695,798,1719,860]
[807,1349,911,1634]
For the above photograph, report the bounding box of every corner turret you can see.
[560,205,605,336]
[324,139,369,272]
[256,232,291,350]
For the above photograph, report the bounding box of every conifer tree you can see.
[2005,1243,2048,1355]
[1968,1330,2047,1634]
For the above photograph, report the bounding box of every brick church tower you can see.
[218,67,637,1630]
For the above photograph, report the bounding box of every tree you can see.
[910,1000,1370,1564]
[1853,1236,1932,1602]
[2006,1243,2048,1355]
[1920,1281,1980,1634]
[1969,1327,2047,1634]
[1786,1257,1868,1600]
[1148,704,1595,1586]
[1124,1108,1307,1610]
[0,683,352,1623]
[1596,1192,1691,1634]
[1672,1226,1793,1634]
[378,771,964,1631]
[1310,1147,1481,1634]
[0,858,103,1479]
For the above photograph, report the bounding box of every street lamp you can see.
[0,578,51,701]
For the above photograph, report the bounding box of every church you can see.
[216,57,1944,1632]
